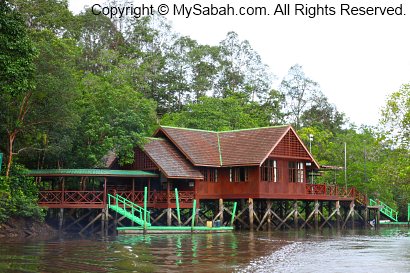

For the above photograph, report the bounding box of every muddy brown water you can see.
[0,228,409,272]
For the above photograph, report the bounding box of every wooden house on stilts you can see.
[29,125,371,232]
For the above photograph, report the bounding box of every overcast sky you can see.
[69,0,410,126]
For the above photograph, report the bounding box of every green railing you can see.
[408,203,410,223]
[369,198,398,222]
[108,193,151,227]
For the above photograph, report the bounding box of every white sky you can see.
[69,0,410,126]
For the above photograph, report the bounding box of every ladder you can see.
[108,194,151,227]
[369,198,398,222]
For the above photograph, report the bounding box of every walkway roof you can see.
[26,169,158,178]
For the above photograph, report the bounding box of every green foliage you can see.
[161,94,273,131]
[74,70,157,167]
[0,164,45,223]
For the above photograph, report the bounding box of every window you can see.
[201,168,218,182]
[289,162,304,183]
[261,159,277,182]
[230,167,248,182]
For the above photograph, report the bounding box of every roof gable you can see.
[268,127,320,168]
[218,126,289,166]
[143,138,203,179]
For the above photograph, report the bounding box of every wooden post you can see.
[351,201,355,229]
[103,177,107,206]
[267,200,272,231]
[167,208,172,226]
[293,201,298,229]
[58,208,64,232]
[377,207,381,228]
[336,200,341,229]
[219,198,224,225]
[132,178,135,203]
[314,200,319,229]
[148,178,151,204]
[249,198,254,230]
[364,206,368,227]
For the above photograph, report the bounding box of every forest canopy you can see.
[0,0,409,219]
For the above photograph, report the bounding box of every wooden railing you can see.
[38,190,104,205]
[305,184,368,204]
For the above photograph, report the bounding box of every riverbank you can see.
[0,217,56,239]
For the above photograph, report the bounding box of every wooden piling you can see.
[219,198,224,225]
[249,198,254,230]
[58,208,64,232]
[314,200,319,229]
[293,201,298,228]
[167,208,172,226]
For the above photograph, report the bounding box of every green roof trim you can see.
[218,125,289,133]
[160,125,217,133]
[25,169,159,177]
[160,125,290,133]
[217,133,223,166]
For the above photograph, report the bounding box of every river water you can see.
[0,228,409,272]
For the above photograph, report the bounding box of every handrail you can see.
[408,203,410,223]
[369,198,398,222]
[108,193,150,225]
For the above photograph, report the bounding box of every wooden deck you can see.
[38,183,367,209]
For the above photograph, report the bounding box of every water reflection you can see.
[0,228,409,272]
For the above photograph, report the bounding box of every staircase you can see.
[108,194,151,227]
[369,198,398,222]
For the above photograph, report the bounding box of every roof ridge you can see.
[145,137,166,141]
[160,125,217,133]
[160,125,290,134]
[218,125,290,133]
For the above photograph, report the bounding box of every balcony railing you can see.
[305,183,367,204]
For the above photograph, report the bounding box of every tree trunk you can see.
[6,132,16,177]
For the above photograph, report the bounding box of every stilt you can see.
[293,201,298,228]
[249,198,254,230]
[351,201,355,229]
[267,200,272,231]
[336,200,341,229]
[377,207,381,228]
[58,208,64,232]
[219,198,224,225]
[314,200,319,229]
[167,208,172,226]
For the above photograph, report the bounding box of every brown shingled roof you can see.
[154,125,320,168]
[143,138,203,179]
[219,126,289,166]
[155,127,221,166]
